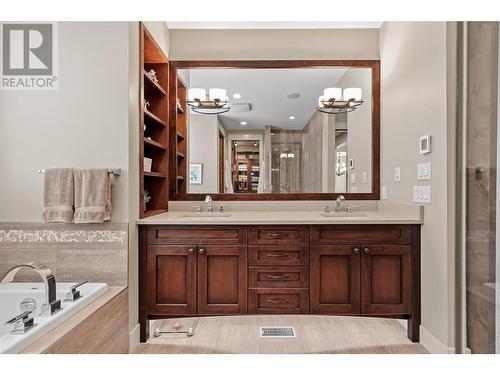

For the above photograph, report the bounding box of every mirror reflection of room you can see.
[183,67,372,194]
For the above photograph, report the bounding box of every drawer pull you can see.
[266,232,290,239]
[363,247,370,254]
[267,298,290,304]
[265,253,290,258]
[267,274,291,280]
[188,248,195,254]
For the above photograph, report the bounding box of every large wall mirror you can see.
[171,61,379,200]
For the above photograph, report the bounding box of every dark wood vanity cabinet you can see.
[139,224,421,343]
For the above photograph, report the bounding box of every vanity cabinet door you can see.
[146,245,197,315]
[197,246,247,315]
[310,245,361,314]
[360,245,411,315]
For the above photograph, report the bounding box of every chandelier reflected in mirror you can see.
[187,87,230,115]
[317,87,363,114]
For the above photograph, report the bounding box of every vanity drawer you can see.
[147,225,247,245]
[310,225,411,245]
[249,225,309,245]
[249,245,309,266]
[248,289,309,314]
[249,267,309,288]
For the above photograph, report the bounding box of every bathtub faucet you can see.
[1,262,61,317]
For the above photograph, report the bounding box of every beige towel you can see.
[42,168,75,223]
[73,168,111,223]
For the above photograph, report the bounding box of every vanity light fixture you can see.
[288,115,295,120]
[317,87,363,115]
[187,87,230,115]
[240,121,247,126]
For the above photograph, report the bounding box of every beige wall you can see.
[188,114,219,193]
[380,21,455,352]
[169,29,379,60]
[0,22,130,222]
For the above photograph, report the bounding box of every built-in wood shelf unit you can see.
[140,23,169,218]
[169,67,188,196]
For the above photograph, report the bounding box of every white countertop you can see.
[137,203,423,225]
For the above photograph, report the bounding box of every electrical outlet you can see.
[351,173,356,184]
[413,186,432,203]
[381,186,388,200]
[394,167,401,182]
[417,162,432,180]
[351,186,358,193]
[362,171,367,184]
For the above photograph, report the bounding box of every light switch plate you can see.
[362,171,367,184]
[394,167,401,182]
[417,162,432,180]
[351,173,356,184]
[381,186,388,200]
[413,185,432,203]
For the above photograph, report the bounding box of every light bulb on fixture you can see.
[233,93,242,99]
[240,121,247,126]
[188,88,206,103]
[343,88,362,101]
[289,116,295,120]
[209,88,227,102]
[323,87,342,101]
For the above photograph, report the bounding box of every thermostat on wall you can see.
[419,135,431,154]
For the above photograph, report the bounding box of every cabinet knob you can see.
[188,248,195,254]
[363,247,370,254]
[353,247,360,254]
[199,248,205,254]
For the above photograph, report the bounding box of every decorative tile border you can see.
[0,229,127,243]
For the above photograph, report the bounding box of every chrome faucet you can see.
[335,195,346,212]
[1,262,61,317]
[205,195,213,213]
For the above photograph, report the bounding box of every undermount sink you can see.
[320,212,369,218]
[179,213,232,219]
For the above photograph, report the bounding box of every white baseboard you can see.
[420,325,455,354]
[129,324,140,354]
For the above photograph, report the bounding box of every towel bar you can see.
[37,168,121,176]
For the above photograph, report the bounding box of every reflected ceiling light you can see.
[288,116,295,120]
[240,121,247,126]
[187,87,230,115]
[253,142,258,146]
[317,87,363,115]
[233,93,242,99]
[286,92,301,99]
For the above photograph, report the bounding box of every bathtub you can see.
[0,282,108,353]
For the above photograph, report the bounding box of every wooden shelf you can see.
[143,209,167,218]
[143,70,167,96]
[140,23,169,219]
[144,171,166,178]
[176,151,185,158]
[144,110,167,127]
[144,137,167,151]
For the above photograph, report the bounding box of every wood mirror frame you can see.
[169,60,380,201]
